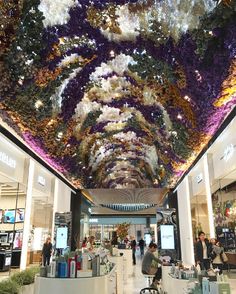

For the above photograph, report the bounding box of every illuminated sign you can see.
[89,218,98,223]
[38,175,46,186]
[0,151,16,168]
[223,144,235,162]
[196,173,203,184]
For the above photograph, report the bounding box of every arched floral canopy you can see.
[0,0,236,189]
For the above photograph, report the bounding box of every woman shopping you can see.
[210,240,228,274]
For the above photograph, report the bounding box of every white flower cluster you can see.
[38,0,78,27]
[100,0,216,42]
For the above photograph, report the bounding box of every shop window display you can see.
[27,181,54,266]
[212,188,236,251]
[0,181,27,273]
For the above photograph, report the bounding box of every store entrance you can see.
[0,176,27,277]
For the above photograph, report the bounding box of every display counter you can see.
[225,252,236,269]
[34,265,117,294]
[162,266,189,294]
[11,249,21,267]
[0,250,12,271]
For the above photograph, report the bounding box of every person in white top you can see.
[86,236,95,252]
[195,231,211,270]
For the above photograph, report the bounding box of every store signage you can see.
[196,173,203,184]
[89,218,98,223]
[0,151,16,168]
[37,175,46,186]
[222,144,235,162]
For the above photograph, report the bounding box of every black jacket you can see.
[42,242,52,257]
[195,240,211,262]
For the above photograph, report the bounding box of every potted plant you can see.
[0,279,19,294]
[116,222,130,248]
[11,267,40,294]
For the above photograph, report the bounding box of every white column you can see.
[51,178,59,243]
[203,154,215,238]
[177,177,195,265]
[20,159,35,270]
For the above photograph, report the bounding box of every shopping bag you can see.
[221,252,228,263]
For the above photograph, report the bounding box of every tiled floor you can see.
[124,256,148,294]
[123,253,236,294]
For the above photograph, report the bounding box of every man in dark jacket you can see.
[195,231,211,270]
[139,238,145,257]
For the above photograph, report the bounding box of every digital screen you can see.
[5,257,11,266]
[3,210,15,223]
[56,227,68,249]
[13,232,23,249]
[3,209,24,223]
[15,209,25,222]
[160,225,175,250]
[0,233,8,243]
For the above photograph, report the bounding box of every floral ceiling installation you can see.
[0,0,236,189]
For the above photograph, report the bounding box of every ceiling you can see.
[1,1,236,190]
[86,188,166,214]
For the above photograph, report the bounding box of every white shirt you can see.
[202,241,207,259]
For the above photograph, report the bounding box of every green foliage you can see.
[129,52,177,83]
[0,279,19,294]
[80,110,102,132]
[11,267,40,287]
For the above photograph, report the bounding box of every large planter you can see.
[19,284,34,294]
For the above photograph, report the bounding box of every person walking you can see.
[139,238,145,257]
[130,236,137,265]
[195,231,211,271]
[42,237,52,266]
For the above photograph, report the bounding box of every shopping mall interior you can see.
[1,1,236,293]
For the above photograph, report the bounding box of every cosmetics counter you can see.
[34,265,117,294]
[34,247,131,294]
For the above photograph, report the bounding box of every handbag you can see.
[220,252,228,263]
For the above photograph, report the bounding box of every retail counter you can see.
[225,252,236,269]
[162,266,189,294]
[34,265,117,294]
[0,250,12,271]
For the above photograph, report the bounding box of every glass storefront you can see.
[26,167,55,266]
[0,135,28,275]
[0,132,73,276]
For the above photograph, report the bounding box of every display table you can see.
[162,266,189,294]
[34,266,117,294]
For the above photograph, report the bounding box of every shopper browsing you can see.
[210,240,228,274]
[141,243,164,289]
[42,237,52,266]
[195,231,211,270]
[86,236,95,252]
